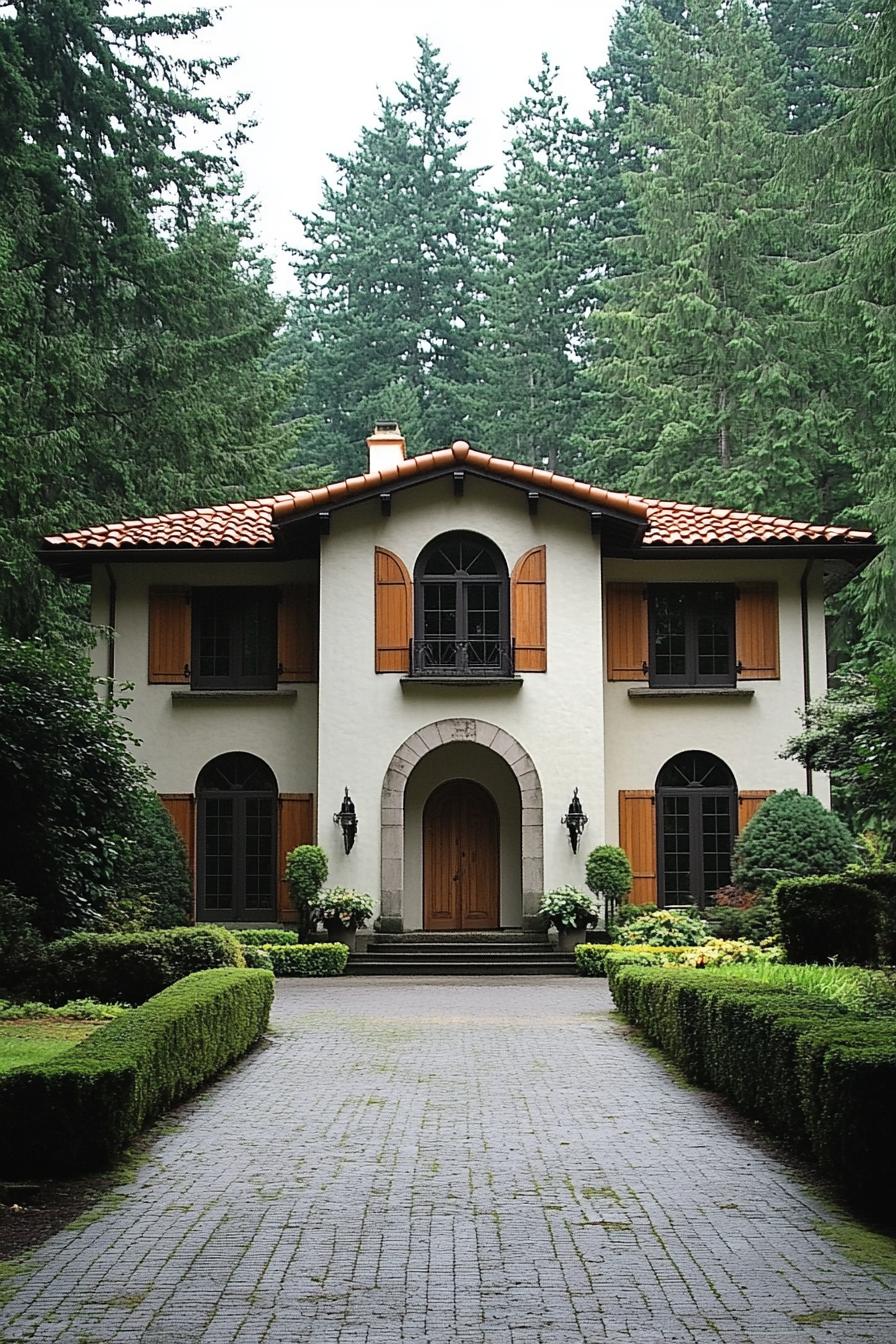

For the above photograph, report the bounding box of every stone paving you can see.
[1,978,895,1343]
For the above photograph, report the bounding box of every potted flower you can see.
[538,886,602,951]
[317,887,374,952]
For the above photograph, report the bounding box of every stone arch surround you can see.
[380,719,544,931]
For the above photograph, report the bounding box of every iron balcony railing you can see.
[410,636,515,678]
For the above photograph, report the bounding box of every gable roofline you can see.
[40,439,879,571]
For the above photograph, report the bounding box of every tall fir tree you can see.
[290,39,489,475]
[577,0,857,519]
[0,0,294,636]
[475,57,585,471]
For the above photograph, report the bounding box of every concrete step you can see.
[370,931,547,945]
[359,947,564,959]
[347,956,577,976]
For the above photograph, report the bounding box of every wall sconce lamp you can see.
[333,788,358,854]
[561,788,588,853]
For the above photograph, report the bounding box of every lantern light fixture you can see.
[333,787,358,854]
[561,788,588,853]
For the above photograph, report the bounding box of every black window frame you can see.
[191,587,278,691]
[412,531,511,677]
[647,584,736,688]
[656,752,737,908]
[196,753,278,921]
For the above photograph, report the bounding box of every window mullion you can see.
[234,795,247,918]
[689,792,704,906]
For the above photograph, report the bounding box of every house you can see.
[41,424,878,931]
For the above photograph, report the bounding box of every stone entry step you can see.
[348,931,578,976]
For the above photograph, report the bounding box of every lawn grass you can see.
[0,1019,99,1074]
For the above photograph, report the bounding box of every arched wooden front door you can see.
[423,780,499,930]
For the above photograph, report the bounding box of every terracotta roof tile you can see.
[42,442,875,555]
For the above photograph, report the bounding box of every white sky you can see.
[190,0,623,293]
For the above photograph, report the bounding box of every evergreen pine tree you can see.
[291,39,489,475]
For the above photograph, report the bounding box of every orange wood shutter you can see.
[605,584,648,681]
[375,547,412,673]
[737,583,779,680]
[618,790,657,904]
[278,793,314,923]
[148,588,191,684]
[511,546,547,672]
[158,794,196,921]
[278,584,318,682]
[738,790,774,832]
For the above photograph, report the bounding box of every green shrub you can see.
[0,968,274,1176]
[705,962,896,1016]
[775,875,879,965]
[615,903,656,926]
[0,998,125,1020]
[241,946,274,971]
[0,883,46,991]
[848,867,896,966]
[704,895,779,944]
[40,926,244,1005]
[112,791,192,929]
[285,845,328,938]
[539,886,601,930]
[733,789,855,896]
[237,929,300,946]
[264,943,348,976]
[615,908,710,947]
[607,963,896,1211]
[575,939,779,977]
[585,846,632,924]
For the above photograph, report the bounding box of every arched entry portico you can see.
[380,719,543,931]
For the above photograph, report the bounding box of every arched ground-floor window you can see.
[656,751,736,907]
[197,752,277,922]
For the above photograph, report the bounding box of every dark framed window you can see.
[412,532,511,676]
[191,588,278,690]
[656,751,737,907]
[648,585,735,687]
[197,753,277,921]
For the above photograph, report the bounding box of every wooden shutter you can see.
[148,588,191,684]
[618,790,657,904]
[375,547,412,673]
[605,584,648,681]
[738,790,774,832]
[278,584,318,682]
[736,583,779,679]
[278,793,315,923]
[511,545,547,672]
[158,794,196,920]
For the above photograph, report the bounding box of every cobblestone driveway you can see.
[1,978,895,1343]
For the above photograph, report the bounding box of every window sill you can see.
[400,676,524,689]
[627,687,755,700]
[171,689,298,702]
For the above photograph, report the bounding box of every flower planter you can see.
[325,923,357,953]
[557,927,591,953]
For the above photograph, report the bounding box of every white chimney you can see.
[367,421,407,474]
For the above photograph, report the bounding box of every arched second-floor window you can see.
[197,752,277,921]
[656,751,736,907]
[413,532,510,677]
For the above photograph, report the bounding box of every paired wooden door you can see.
[423,780,500,930]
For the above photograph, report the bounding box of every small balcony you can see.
[407,637,517,681]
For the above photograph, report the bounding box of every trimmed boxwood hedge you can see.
[0,968,274,1176]
[576,944,700,976]
[264,943,348,976]
[40,926,244,1004]
[607,963,896,1211]
[235,929,300,947]
[774,875,880,965]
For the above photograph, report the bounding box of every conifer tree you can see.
[475,57,584,471]
[578,0,855,518]
[291,39,488,475]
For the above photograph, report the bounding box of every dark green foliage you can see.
[608,963,896,1211]
[704,897,778,944]
[0,0,294,636]
[40,926,244,1005]
[614,902,657,926]
[0,638,149,934]
[775,876,880,965]
[733,789,855,895]
[0,885,45,991]
[290,39,488,474]
[241,947,274,971]
[114,792,192,930]
[0,968,274,1175]
[264,943,348,977]
[585,845,633,925]
[849,867,896,966]
[236,929,300,947]
[783,661,896,844]
[285,845,328,939]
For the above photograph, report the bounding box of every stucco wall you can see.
[90,560,319,797]
[316,476,604,916]
[601,556,830,846]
